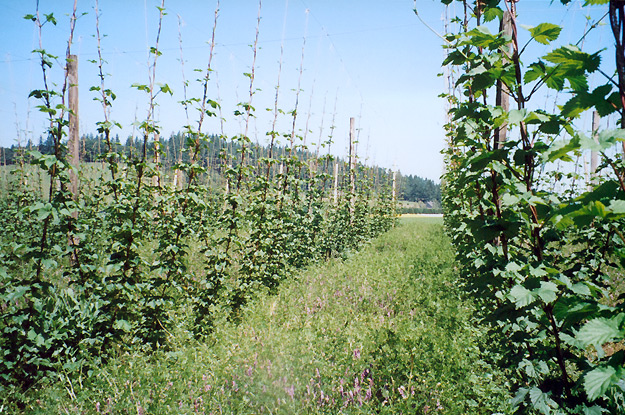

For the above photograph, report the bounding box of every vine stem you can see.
[95,0,119,201]
[610,0,625,131]
[185,0,219,193]
[123,0,166,275]
[280,8,309,209]
[226,0,262,255]
[608,159,625,192]
[149,0,165,188]
[262,0,288,203]
[545,305,572,398]
[235,0,262,191]
[174,13,188,189]
[506,0,573,400]
[613,224,625,246]
[165,2,220,287]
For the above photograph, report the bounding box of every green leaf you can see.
[577,315,624,347]
[114,319,132,332]
[529,387,555,414]
[577,180,620,205]
[584,366,618,401]
[131,83,149,92]
[519,359,548,380]
[561,84,615,118]
[524,62,565,90]
[545,45,601,74]
[554,297,600,329]
[561,332,586,349]
[543,135,580,163]
[27,329,45,347]
[568,74,589,91]
[510,284,536,307]
[535,281,558,304]
[466,26,507,49]
[523,111,550,124]
[159,83,173,95]
[508,109,527,125]
[511,387,529,407]
[4,285,29,302]
[607,200,625,218]
[571,282,592,296]
[44,13,57,25]
[528,23,562,45]
[483,6,503,23]
[32,202,53,221]
[597,128,625,147]
[580,405,609,415]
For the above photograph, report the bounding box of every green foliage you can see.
[440,0,625,413]
[14,219,509,414]
[0,20,396,410]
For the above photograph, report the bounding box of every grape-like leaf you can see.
[584,366,618,401]
[509,284,536,307]
[529,23,562,45]
[577,315,624,347]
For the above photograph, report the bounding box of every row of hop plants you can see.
[0,1,397,406]
[437,0,625,413]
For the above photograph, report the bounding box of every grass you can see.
[13,218,509,414]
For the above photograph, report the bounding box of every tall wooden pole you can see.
[590,110,600,188]
[333,162,339,205]
[153,132,161,187]
[609,0,625,158]
[392,169,397,203]
[583,154,590,192]
[68,54,79,200]
[494,11,513,149]
[349,117,356,218]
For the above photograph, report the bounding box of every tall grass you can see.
[18,218,509,414]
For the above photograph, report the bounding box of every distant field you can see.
[400,213,443,218]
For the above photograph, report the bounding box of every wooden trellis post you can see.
[333,162,339,205]
[590,110,600,188]
[349,117,356,218]
[392,168,397,203]
[494,11,513,149]
[68,54,80,201]
[153,132,161,187]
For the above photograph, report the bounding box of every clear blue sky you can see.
[0,0,614,181]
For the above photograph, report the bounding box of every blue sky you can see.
[0,0,615,181]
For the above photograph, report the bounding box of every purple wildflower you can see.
[398,385,407,399]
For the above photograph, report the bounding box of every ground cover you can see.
[14,218,509,414]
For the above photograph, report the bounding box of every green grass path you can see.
[28,218,508,414]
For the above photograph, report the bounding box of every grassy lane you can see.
[27,218,508,414]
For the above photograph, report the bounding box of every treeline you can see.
[1,133,441,202]
[1,132,276,167]
[398,174,441,204]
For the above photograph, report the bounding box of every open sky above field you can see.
[0,0,615,181]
